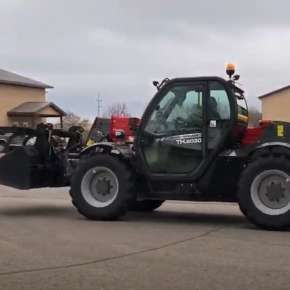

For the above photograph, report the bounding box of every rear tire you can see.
[128,200,164,212]
[70,155,134,220]
[238,155,290,230]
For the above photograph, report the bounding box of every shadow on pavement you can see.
[126,210,250,229]
[0,204,252,229]
[0,205,75,218]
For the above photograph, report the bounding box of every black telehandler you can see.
[1,65,290,230]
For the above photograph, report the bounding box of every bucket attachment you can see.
[0,125,83,190]
[0,147,53,189]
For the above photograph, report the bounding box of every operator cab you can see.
[136,64,248,181]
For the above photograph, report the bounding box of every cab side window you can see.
[209,81,231,120]
[208,81,231,150]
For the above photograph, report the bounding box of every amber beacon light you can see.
[226,63,236,78]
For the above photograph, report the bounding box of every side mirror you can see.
[153,81,159,87]
[233,74,240,81]
[153,78,170,91]
[235,93,245,100]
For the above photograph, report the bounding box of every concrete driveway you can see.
[0,185,290,290]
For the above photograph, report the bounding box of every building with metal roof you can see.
[0,69,53,89]
[258,85,290,122]
[0,69,64,128]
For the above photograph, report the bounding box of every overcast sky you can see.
[1,0,290,119]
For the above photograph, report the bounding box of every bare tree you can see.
[248,107,262,127]
[61,112,92,131]
[104,102,130,117]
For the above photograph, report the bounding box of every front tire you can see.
[238,155,290,230]
[70,155,134,220]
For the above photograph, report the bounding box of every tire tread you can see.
[70,154,135,220]
[238,152,290,230]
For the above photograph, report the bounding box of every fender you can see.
[80,142,132,159]
[222,142,290,159]
[245,142,290,159]
[80,142,118,156]
[256,141,290,150]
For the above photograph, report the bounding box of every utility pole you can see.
[96,94,102,117]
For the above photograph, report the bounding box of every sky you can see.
[1,0,290,119]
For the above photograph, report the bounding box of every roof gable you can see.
[0,69,53,89]
[7,102,66,117]
[259,85,290,99]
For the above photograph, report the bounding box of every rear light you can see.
[259,120,272,128]
[242,121,272,146]
[127,136,135,143]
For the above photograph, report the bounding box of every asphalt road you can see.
[0,186,290,290]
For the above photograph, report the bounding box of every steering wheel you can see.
[154,111,169,132]
[174,117,190,130]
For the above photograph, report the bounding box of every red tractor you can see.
[85,115,140,145]
[0,65,290,230]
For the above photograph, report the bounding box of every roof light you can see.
[226,63,236,78]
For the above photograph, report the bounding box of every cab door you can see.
[136,78,234,180]
[137,81,207,176]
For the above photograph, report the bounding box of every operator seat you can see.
[208,97,220,120]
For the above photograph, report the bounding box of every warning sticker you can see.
[277,124,284,137]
